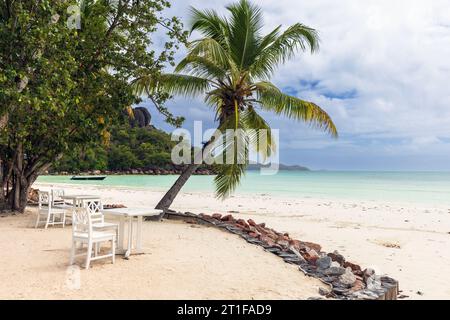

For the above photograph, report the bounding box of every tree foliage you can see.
[53,123,176,172]
[0,0,187,211]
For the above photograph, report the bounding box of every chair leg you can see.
[70,241,76,265]
[62,212,66,228]
[44,213,51,229]
[112,238,116,264]
[85,242,93,270]
[35,214,40,228]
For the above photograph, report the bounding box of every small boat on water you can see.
[71,176,107,181]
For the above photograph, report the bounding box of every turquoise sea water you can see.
[36,171,450,206]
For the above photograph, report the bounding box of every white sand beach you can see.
[2,182,450,300]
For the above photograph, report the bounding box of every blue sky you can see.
[141,0,450,171]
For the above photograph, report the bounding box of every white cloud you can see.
[152,0,450,169]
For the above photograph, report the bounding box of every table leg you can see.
[125,216,133,258]
[118,215,125,254]
[136,216,143,253]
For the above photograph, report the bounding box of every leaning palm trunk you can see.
[155,163,201,215]
[155,139,214,219]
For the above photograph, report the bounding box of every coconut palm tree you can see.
[133,0,337,215]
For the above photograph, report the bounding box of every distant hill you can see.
[246,163,310,171]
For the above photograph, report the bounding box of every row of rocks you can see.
[46,168,214,176]
[186,212,399,300]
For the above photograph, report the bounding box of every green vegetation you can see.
[134,0,337,212]
[52,124,176,173]
[0,0,186,212]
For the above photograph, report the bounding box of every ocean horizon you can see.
[36,171,450,206]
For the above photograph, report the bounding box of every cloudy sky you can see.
[144,0,450,171]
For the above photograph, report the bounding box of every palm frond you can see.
[226,0,263,70]
[175,55,227,79]
[188,38,235,72]
[132,73,211,98]
[250,23,320,79]
[213,115,249,199]
[214,163,246,199]
[189,7,229,40]
[256,82,338,137]
[241,106,274,160]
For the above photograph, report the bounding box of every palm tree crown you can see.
[134,0,337,200]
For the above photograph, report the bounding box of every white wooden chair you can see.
[51,189,65,207]
[70,207,115,269]
[82,199,119,241]
[51,188,73,225]
[35,191,66,229]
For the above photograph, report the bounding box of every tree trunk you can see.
[154,139,214,220]
[155,163,201,214]
[0,143,46,213]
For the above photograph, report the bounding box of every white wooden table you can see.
[61,194,101,207]
[103,207,163,258]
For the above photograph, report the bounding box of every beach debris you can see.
[167,211,400,300]
[416,291,424,296]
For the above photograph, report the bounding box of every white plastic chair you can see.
[70,207,115,269]
[35,191,66,229]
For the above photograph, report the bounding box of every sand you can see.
[3,182,450,300]
[0,206,326,300]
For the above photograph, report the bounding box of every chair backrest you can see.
[72,208,92,236]
[51,189,65,205]
[38,191,50,211]
[82,199,104,224]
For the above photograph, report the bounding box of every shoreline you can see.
[32,182,450,299]
[34,181,450,211]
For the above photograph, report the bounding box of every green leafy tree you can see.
[0,0,186,212]
[134,0,338,214]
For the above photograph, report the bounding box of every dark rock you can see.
[344,261,362,272]
[212,213,222,220]
[323,266,346,276]
[316,256,332,270]
[236,219,249,228]
[328,250,345,265]
[247,219,257,226]
[221,214,234,222]
[130,107,151,128]
[248,232,260,239]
